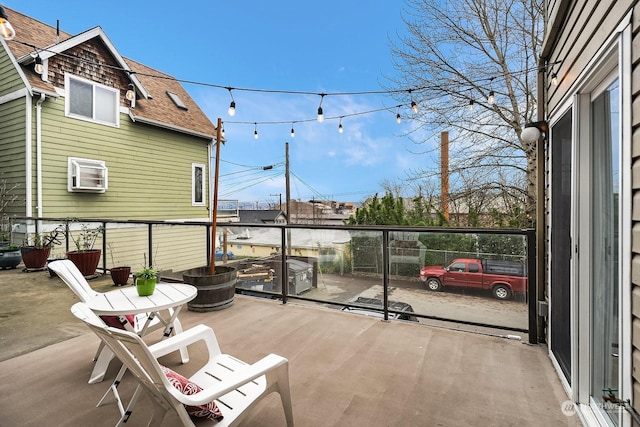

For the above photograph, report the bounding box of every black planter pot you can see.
[0,246,21,270]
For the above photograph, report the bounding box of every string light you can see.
[221,124,225,137]
[125,83,135,101]
[227,88,236,117]
[408,89,418,113]
[551,72,558,86]
[0,6,16,41]
[290,124,295,138]
[253,123,259,139]
[317,94,325,122]
[487,77,495,104]
[34,54,43,74]
[9,38,564,140]
[338,118,344,134]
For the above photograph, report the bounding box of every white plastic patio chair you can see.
[71,302,294,427]
[50,259,189,416]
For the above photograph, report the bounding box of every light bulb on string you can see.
[221,125,225,138]
[551,72,558,86]
[468,99,474,111]
[34,55,44,75]
[407,89,418,113]
[0,6,16,41]
[125,83,135,101]
[290,124,295,138]
[317,94,325,122]
[396,106,402,123]
[487,77,495,104]
[338,118,344,134]
[227,88,236,117]
[253,123,259,140]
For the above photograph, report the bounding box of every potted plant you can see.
[21,225,64,270]
[108,242,130,286]
[135,266,157,296]
[67,223,104,277]
[0,243,21,270]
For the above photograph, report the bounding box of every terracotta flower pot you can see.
[110,266,131,286]
[21,246,51,270]
[67,250,101,276]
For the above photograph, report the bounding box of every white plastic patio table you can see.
[85,282,197,384]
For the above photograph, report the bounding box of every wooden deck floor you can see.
[0,295,581,427]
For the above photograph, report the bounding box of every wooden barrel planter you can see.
[67,250,101,276]
[183,266,237,312]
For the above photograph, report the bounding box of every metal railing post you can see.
[526,228,538,344]
[102,221,107,273]
[382,230,389,321]
[148,224,153,268]
[281,226,288,304]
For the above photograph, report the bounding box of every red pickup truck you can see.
[419,258,527,300]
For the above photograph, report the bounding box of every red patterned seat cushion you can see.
[100,314,135,330]
[160,365,224,421]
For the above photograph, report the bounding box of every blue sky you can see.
[5,1,429,206]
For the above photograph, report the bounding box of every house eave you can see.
[128,112,215,141]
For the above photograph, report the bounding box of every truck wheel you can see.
[492,285,512,300]
[426,278,442,292]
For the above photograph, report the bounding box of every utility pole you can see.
[441,131,450,222]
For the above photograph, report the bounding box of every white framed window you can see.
[192,163,205,206]
[68,157,108,193]
[65,74,119,127]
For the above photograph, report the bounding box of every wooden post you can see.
[441,131,449,221]
[210,118,222,274]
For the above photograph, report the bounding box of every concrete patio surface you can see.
[0,266,581,426]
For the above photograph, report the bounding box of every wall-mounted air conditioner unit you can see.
[68,157,108,193]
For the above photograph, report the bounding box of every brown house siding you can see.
[47,38,131,106]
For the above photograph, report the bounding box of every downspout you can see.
[35,93,46,219]
[536,58,546,342]
[25,95,33,217]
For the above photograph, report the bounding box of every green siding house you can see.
[0,7,217,224]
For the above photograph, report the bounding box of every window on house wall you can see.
[192,163,205,206]
[65,74,119,127]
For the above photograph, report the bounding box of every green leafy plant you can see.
[135,253,157,279]
[25,225,65,249]
[70,223,104,252]
[135,267,157,280]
